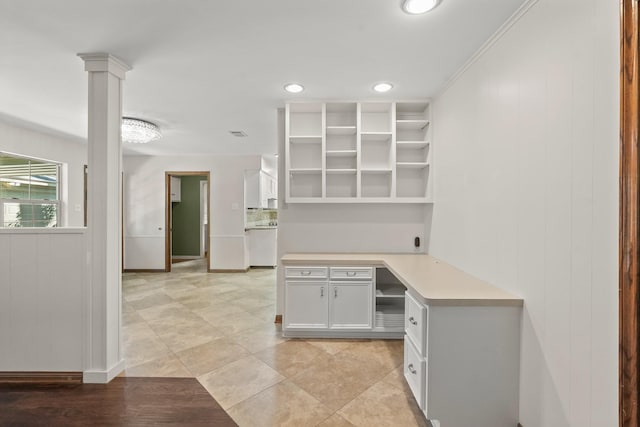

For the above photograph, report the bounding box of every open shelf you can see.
[327,126,356,135]
[286,100,433,203]
[375,267,406,329]
[396,162,429,169]
[326,150,357,157]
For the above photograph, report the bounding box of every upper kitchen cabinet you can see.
[285,101,432,203]
[245,169,277,208]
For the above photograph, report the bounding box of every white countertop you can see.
[281,253,523,307]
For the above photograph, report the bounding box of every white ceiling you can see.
[0,0,525,157]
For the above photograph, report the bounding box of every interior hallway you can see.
[122,260,428,427]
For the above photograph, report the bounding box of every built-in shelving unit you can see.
[374,267,406,331]
[285,100,432,203]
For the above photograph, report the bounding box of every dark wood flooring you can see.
[0,377,237,426]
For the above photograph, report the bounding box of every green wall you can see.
[172,175,207,256]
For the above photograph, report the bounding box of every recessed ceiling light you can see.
[373,82,393,93]
[284,83,304,93]
[402,0,439,14]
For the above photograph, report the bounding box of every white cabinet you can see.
[284,281,328,329]
[284,265,373,335]
[170,176,181,202]
[329,281,372,329]
[247,228,277,267]
[245,170,277,208]
[403,291,521,427]
[285,101,432,203]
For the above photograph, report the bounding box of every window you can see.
[0,153,60,227]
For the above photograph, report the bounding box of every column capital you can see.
[78,53,131,80]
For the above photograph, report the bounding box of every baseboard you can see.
[274,314,282,324]
[123,269,166,273]
[0,372,82,384]
[209,268,250,273]
[249,266,276,269]
[83,359,125,384]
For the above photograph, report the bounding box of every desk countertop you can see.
[281,253,523,307]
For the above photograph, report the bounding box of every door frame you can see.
[165,171,211,272]
[620,1,639,426]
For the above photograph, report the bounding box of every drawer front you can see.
[329,267,373,280]
[285,266,328,279]
[405,291,427,355]
[404,335,426,410]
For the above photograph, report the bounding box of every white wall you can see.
[429,0,618,426]
[0,228,86,371]
[123,154,262,270]
[0,117,86,227]
[276,109,430,314]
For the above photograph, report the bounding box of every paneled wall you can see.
[429,0,618,425]
[0,228,86,371]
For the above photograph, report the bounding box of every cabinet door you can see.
[329,281,372,329]
[285,281,329,329]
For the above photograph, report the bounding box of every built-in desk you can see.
[281,253,523,427]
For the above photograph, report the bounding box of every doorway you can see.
[165,171,210,272]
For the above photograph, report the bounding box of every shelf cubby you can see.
[289,170,322,198]
[374,267,406,330]
[361,102,392,133]
[361,171,392,198]
[326,171,357,198]
[396,167,429,198]
[289,103,323,137]
[290,142,322,169]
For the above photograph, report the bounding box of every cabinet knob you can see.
[301,271,311,276]
[409,316,418,325]
[320,287,324,297]
[408,364,416,374]
[334,288,338,298]
[346,271,356,277]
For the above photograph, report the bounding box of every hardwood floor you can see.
[0,377,237,426]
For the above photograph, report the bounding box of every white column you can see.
[78,53,130,383]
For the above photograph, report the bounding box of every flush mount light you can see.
[373,82,394,93]
[284,83,304,93]
[121,117,162,144]
[402,0,439,14]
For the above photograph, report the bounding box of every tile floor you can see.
[122,259,429,427]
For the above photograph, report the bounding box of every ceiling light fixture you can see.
[121,117,162,144]
[402,0,439,14]
[284,83,304,94]
[373,82,394,93]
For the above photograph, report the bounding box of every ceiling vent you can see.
[229,130,248,138]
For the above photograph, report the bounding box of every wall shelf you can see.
[285,101,433,203]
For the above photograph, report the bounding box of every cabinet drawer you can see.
[285,266,328,279]
[404,335,426,410]
[405,291,428,355]
[329,267,373,280]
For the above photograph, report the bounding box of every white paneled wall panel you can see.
[430,0,618,425]
[0,229,85,371]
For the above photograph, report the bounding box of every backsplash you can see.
[246,208,278,227]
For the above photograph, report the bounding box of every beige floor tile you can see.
[316,413,356,427]
[232,295,277,312]
[338,340,404,371]
[146,315,225,353]
[306,339,363,355]
[137,301,193,322]
[176,337,251,377]
[197,355,285,410]
[127,291,175,311]
[254,340,330,378]
[250,304,278,322]
[201,310,268,336]
[290,352,389,411]
[122,335,173,368]
[227,381,332,427]
[338,381,429,427]
[228,323,287,354]
[123,354,191,377]
[122,310,146,326]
